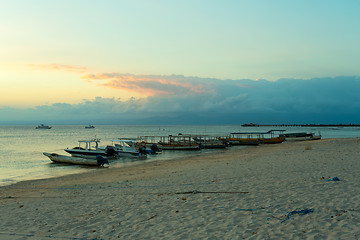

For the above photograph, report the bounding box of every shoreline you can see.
[1,138,360,239]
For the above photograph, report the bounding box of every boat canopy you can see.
[76,139,101,150]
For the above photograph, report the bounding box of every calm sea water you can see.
[1,125,359,187]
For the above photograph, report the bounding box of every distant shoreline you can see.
[242,124,360,127]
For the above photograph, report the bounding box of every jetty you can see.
[242,124,360,127]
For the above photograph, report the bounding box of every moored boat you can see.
[185,134,227,148]
[64,139,117,158]
[219,136,260,146]
[43,152,108,166]
[223,130,285,145]
[158,134,200,150]
[105,139,147,158]
[138,134,200,150]
[259,136,285,144]
[280,132,321,141]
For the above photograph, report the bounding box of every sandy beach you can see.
[1,138,360,239]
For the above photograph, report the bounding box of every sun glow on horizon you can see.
[0,64,139,108]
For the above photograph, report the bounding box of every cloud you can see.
[28,63,88,73]
[82,73,214,96]
[1,76,360,125]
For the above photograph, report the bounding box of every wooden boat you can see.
[195,136,227,149]
[224,130,285,145]
[280,132,321,141]
[259,136,285,144]
[181,134,227,149]
[139,134,200,150]
[220,137,260,146]
[43,152,108,166]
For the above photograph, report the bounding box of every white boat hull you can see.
[43,152,106,166]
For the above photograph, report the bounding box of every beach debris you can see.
[327,177,340,181]
[304,145,312,150]
[234,205,271,211]
[139,214,158,223]
[147,214,157,221]
[281,208,314,223]
[331,210,348,218]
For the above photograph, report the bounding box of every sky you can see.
[1,0,360,125]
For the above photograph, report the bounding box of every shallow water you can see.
[0,124,359,186]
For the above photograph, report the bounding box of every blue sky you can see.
[0,1,359,124]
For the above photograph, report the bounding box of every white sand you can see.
[1,138,360,239]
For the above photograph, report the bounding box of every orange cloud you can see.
[82,73,209,96]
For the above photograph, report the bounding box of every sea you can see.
[1,124,360,187]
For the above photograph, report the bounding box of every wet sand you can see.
[1,138,360,239]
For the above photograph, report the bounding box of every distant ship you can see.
[35,124,52,129]
[85,124,95,129]
[241,123,259,127]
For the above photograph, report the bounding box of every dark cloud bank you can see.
[2,76,360,125]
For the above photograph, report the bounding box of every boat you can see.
[139,134,200,150]
[258,130,285,144]
[43,152,108,166]
[259,136,285,144]
[158,134,200,150]
[221,137,260,146]
[85,124,95,129]
[116,138,161,154]
[36,124,52,129]
[105,139,148,158]
[222,130,285,145]
[136,136,164,153]
[280,132,321,141]
[241,123,260,127]
[64,139,117,158]
[138,135,200,150]
[188,134,227,149]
